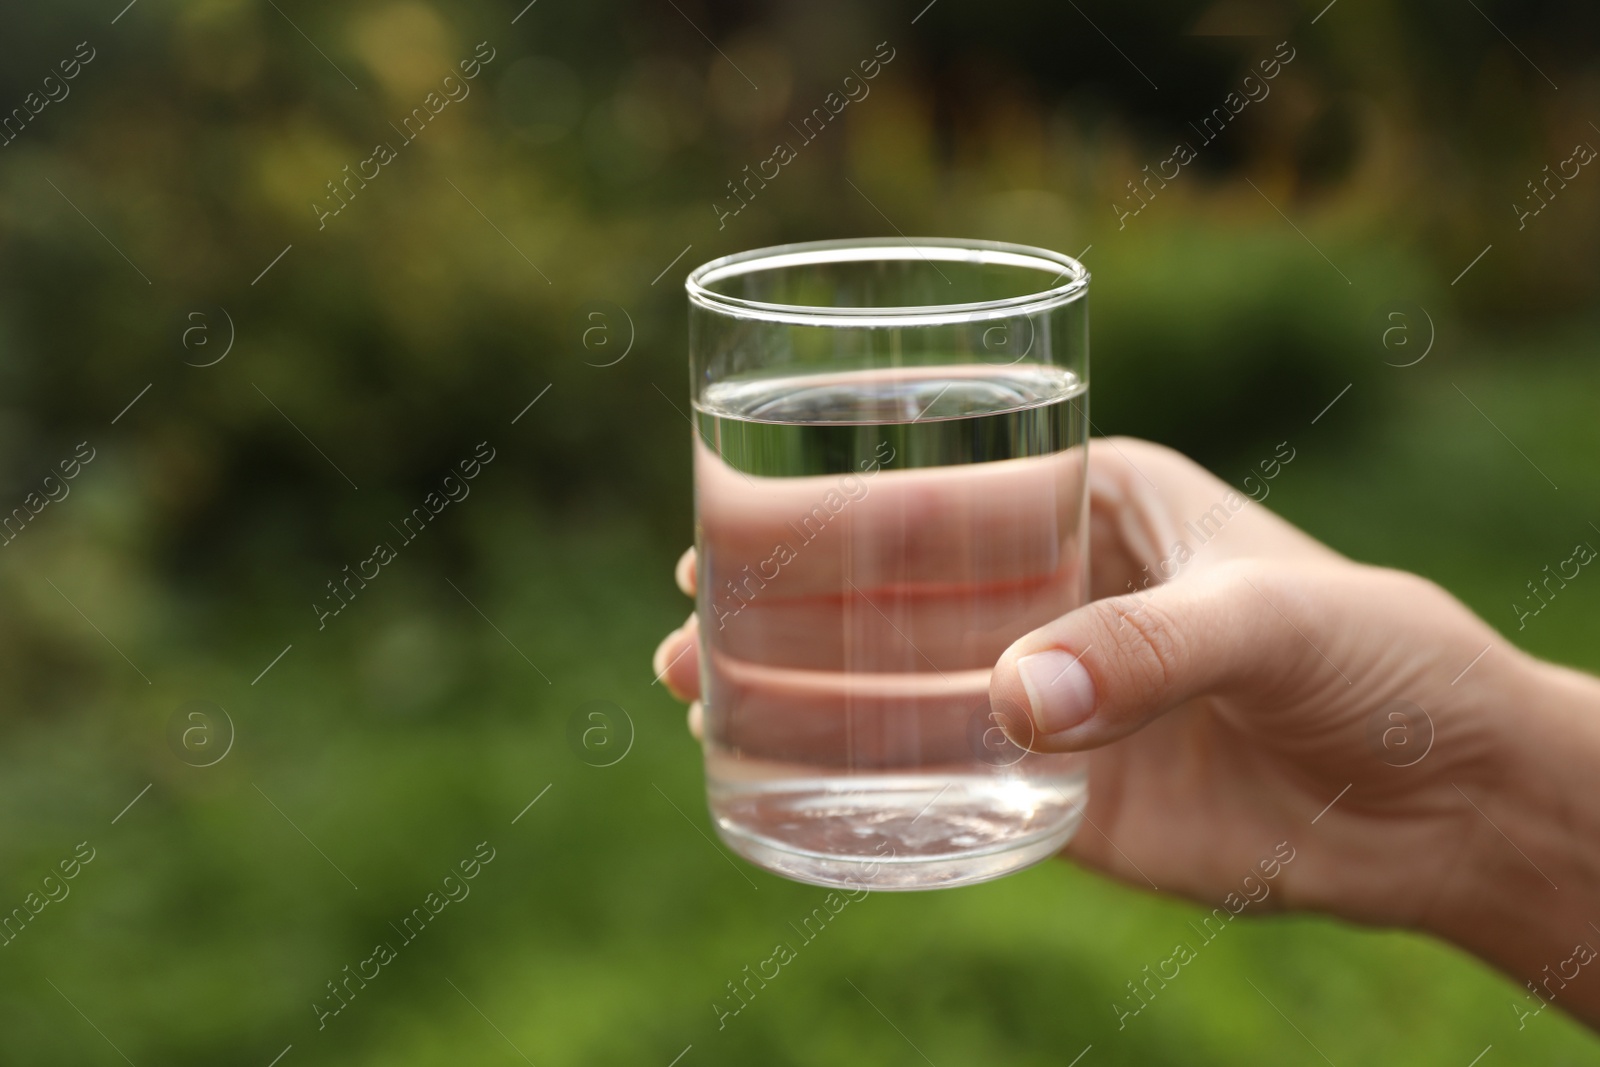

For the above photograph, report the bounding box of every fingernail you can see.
[1017,649,1096,735]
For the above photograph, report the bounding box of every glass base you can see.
[709,772,1086,891]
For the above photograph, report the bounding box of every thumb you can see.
[990,562,1346,752]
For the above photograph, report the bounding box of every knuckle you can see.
[1101,595,1187,692]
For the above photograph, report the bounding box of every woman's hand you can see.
[655,437,1600,1028]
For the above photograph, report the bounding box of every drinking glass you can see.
[685,237,1089,890]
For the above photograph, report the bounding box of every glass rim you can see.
[684,237,1089,327]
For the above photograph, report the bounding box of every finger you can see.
[652,615,700,702]
[1087,437,1340,583]
[990,560,1349,752]
[687,699,703,741]
[696,437,1085,598]
[697,432,1086,672]
[701,647,990,766]
[675,547,696,597]
[706,567,1079,672]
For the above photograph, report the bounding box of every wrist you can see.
[1427,652,1600,1024]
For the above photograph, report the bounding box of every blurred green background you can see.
[0,0,1597,1062]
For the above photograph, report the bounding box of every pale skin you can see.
[655,437,1600,1032]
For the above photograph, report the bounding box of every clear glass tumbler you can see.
[685,238,1089,890]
